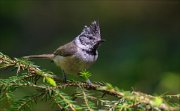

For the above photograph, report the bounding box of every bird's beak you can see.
[94,39,105,49]
[98,39,106,44]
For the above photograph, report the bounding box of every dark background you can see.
[0,1,179,110]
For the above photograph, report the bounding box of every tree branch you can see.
[0,52,179,111]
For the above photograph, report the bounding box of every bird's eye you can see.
[89,37,94,40]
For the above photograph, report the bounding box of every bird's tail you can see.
[23,54,54,60]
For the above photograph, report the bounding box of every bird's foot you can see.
[86,79,93,86]
[62,70,67,83]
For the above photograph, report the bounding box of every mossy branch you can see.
[0,52,179,111]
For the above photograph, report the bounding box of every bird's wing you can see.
[53,41,77,57]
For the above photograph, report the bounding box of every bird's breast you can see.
[53,52,98,74]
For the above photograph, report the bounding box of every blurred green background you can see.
[0,0,179,97]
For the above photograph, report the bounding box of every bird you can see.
[24,21,104,83]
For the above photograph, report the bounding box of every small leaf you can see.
[79,70,91,80]
[43,77,46,83]
[151,97,163,107]
[44,77,57,87]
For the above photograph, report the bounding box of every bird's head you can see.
[75,21,104,50]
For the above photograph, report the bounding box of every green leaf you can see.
[43,77,57,87]
[79,70,91,80]
[151,97,163,107]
